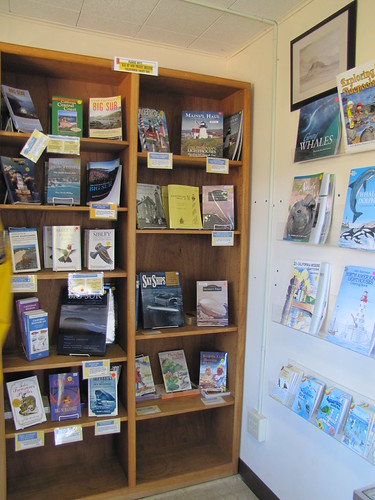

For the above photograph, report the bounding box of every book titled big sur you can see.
[86,158,122,206]
[49,372,81,421]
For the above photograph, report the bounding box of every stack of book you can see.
[16,297,49,361]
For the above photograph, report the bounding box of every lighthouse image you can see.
[348,290,369,344]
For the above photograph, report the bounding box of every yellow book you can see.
[168,184,203,229]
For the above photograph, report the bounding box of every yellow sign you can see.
[114,57,158,76]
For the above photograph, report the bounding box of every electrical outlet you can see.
[247,409,267,442]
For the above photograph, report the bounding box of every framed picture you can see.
[290,1,357,111]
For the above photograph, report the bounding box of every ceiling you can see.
[0,0,307,57]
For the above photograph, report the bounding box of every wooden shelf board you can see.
[0,204,127,213]
[136,229,240,235]
[137,151,242,168]
[136,324,237,340]
[3,343,127,373]
[8,267,127,280]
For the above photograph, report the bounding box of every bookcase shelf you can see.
[0,42,250,499]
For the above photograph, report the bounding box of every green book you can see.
[51,96,83,137]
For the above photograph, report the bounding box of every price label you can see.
[90,202,118,220]
[95,418,121,435]
[54,425,83,445]
[15,431,44,451]
[82,359,110,379]
[212,231,234,246]
[147,152,173,169]
[206,157,229,174]
[11,275,37,293]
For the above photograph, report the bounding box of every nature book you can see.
[199,351,228,393]
[15,296,39,347]
[52,225,81,271]
[84,228,115,271]
[45,157,81,205]
[158,349,192,393]
[223,110,243,160]
[167,184,203,229]
[339,166,375,251]
[51,96,83,137]
[42,226,53,268]
[0,155,41,204]
[271,363,303,406]
[315,386,352,437]
[89,95,122,140]
[341,402,375,456]
[294,93,341,162]
[202,185,235,230]
[8,227,41,273]
[22,309,49,361]
[86,158,122,206]
[1,84,43,133]
[336,58,375,154]
[291,375,325,421]
[283,172,323,242]
[6,375,47,430]
[135,355,156,397]
[136,183,168,229]
[49,372,81,421]
[181,110,224,157]
[327,266,375,356]
[196,280,228,327]
[139,271,184,329]
[309,173,335,245]
[88,371,118,417]
[138,107,170,152]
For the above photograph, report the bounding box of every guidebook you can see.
[181,110,223,157]
[315,386,352,437]
[46,157,81,205]
[136,183,168,229]
[341,402,375,456]
[51,96,83,137]
[89,95,122,140]
[8,227,41,273]
[1,84,43,133]
[52,225,81,271]
[138,107,170,152]
[0,156,41,204]
[86,158,122,206]
[291,375,325,421]
[88,371,118,417]
[167,184,202,229]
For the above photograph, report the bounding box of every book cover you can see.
[167,184,203,229]
[315,386,352,437]
[283,172,323,242]
[291,376,325,421]
[86,158,122,206]
[294,93,341,162]
[6,375,47,430]
[23,309,49,361]
[136,274,140,331]
[140,271,184,329]
[341,402,375,456]
[327,266,375,356]
[136,183,168,229]
[339,166,375,251]
[202,185,234,230]
[223,110,243,160]
[88,371,118,417]
[158,349,192,393]
[43,226,53,268]
[89,95,122,140]
[51,96,83,137]
[52,225,81,271]
[336,59,375,154]
[135,355,156,397]
[181,110,224,157]
[196,280,228,327]
[309,173,335,245]
[57,287,108,356]
[138,107,170,152]
[1,84,43,133]
[84,228,115,271]
[271,364,303,405]
[0,156,41,204]
[15,296,39,346]
[8,227,41,273]
[49,372,81,421]
[46,157,81,205]
[198,351,228,393]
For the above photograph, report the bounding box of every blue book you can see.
[49,372,81,422]
[23,309,49,361]
[0,155,40,204]
[291,376,325,421]
[315,387,352,437]
[88,371,118,417]
[199,351,228,393]
[341,402,375,456]
[46,157,81,205]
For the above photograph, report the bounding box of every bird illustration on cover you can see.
[57,244,76,263]
[90,242,113,264]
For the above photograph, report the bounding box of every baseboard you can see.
[238,458,279,500]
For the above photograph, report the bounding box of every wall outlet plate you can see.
[247,408,267,442]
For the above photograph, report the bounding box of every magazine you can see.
[181,110,223,157]
[138,107,170,152]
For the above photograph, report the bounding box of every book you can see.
[0,156,40,204]
[88,371,118,417]
[167,184,203,229]
[42,226,53,268]
[294,93,341,162]
[155,382,200,399]
[104,284,117,344]
[223,110,243,160]
[84,228,115,271]
[339,166,375,251]
[45,157,81,205]
[280,260,331,336]
[198,351,228,393]
[158,349,192,393]
[136,183,168,229]
[52,225,81,271]
[336,58,375,154]
[86,158,122,206]
[22,309,49,361]
[327,265,375,356]
[309,173,335,245]
[202,185,235,230]
[341,402,375,456]
[271,363,303,405]
[315,386,352,437]
[15,296,39,347]
[8,227,41,273]
[181,110,224,157]
[196,280,228,327]
[139,271,184,329]
[1,84,42,133]
[136,274,140,331]
[291,375,325,421]
[51,96,83,137]
[49,372,81,421]
[283,172,323,242]
[57,287,108,356]
[89,95,122,140]
[6,375,47,430]
[135,355,156,397]
[4,395,50,420]
[138,107,170,152]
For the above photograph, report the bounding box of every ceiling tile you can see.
[189,36,239,56]
[77,13,141,38]
[230,0,303,21]
[201,12,266,45]
[136,24,196,47]
[80,0,159,25]
[9,0,80,24]
[0,0,9,12]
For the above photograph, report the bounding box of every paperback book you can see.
[1,84,43,133]
[49,372,81,421]
[341,402,375,456]
[158,349,192,393]
[223,110,243,160]
[51,96,83,137]
[6,375,47,430]
[84,228,115,271]
[181,110,224,157]
[196,280,228,327]
[86,158,122,206]
[45,157,81,205]
[315,386,352,437]
[88,371,118,417]
[52,225,81,271]
[291,375,325,421]
[15,296,39,346]
[136,183,168,229]
[198,351,228,393]
[309,173,335,245]
[138,107,170,152]
[43,226,53,268]
[167,184,202,229]
[202,185,234,230]
[135,355,156,397]
[0,156,41,204]
[22,309,49,361]
[8,227,41,273]
[89,95,122,140]
[271,363,303,406]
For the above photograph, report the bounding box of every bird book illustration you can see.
[52,225,81,271]
[84,228,115,270]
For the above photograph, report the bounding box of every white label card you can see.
[47,135,80,155]
[147,152,173,169]
[20,129,49,162]
[82,359,111,379]
[206,157,229,174]
[54,425,83,445]
[68,272,104,296]
[212,231,234,246]
[95,418,121,436]
[11,275,38,293]
[90,202,118,220]
[15,431,44,451]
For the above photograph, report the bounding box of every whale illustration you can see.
[349,168,375,222]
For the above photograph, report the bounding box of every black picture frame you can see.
[290,0,357,111]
